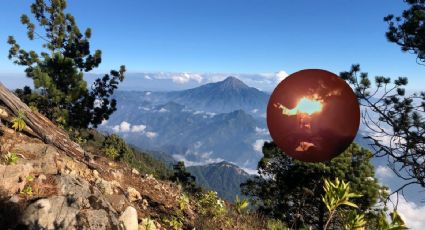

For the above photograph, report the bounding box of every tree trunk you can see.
[0,82,84,159]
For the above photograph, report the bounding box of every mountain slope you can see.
[187,161,252,201]
[168,76,269,114]
[101,100,267,168]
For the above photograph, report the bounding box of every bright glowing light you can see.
[276,97,323,116]
[296,97,322,115]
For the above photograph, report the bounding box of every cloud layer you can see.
[130,71,289,91]
[388,194,425,230]
[108,121,157,139]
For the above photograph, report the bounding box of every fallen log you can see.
[0,82,84,159]
[0,105,40,138]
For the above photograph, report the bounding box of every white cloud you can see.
[241,167,259,175]
[363,113,406,148]
[193,141,202,149]
[112,121,131,133]
[93,99,103,108]
[275,70,289,82]
[376,165,394,180]
[172,153,224,167]
[388,194,425,230]
[111,121,148,133]
[129,70,290,90]
[131,124,146,133]
[148,72,203,84]
[255,127,269,136]
[145,131,157,139]
[100,119,108,126]
[171,73,203,84]
[193,110,216,117]
[257,70,289,85]
[158,108,168,113]
[253,139,266,153]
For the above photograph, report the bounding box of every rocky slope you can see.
[0,115,196,229]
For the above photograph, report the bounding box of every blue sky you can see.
[0,0,424,90]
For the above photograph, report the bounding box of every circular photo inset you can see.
[267,69,360,162]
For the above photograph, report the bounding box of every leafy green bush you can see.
[267,219,288,230]
[322,178,362,229]
[234,195,249,214]
[197,191,226,218]
[2,152,19,165]
[20,185,33,197]
[163,216,183,230]
[322,178,408,230]
[141,217,156,230]
[11,111,26,131]
[177,193,190,211]
[104,146,118,159]
[103,134,134,161]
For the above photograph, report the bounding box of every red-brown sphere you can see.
[267,69,360,162]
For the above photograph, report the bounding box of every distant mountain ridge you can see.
[102,76,271,169]
[167,76,270,114]
[187,161,252,202]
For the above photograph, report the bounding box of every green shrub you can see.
[103,134,134,161]
[163,216,183,230]
[322,178,362,229]
[26,175,34,182]
[322,178,408,230]
[234,195,249,214]
[2,152,19,165]
[178,193,190,211]
[11,111,26,131]
[104,146,118,159]
[267,219,288,230]
[197,191,226,218]
[141,217,156,230]
[20,185,33,197]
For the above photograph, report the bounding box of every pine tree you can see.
[340,64,425,190]
[7,0,125,128]
[241,142,385,229]
[384,0,425,64]
[171,161,199,193]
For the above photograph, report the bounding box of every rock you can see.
[57,175,92,200]
[127,186,141,202]
[9,195,20,203]
[139,218,157,230]
[0,107,9,117]
[119,206,138,230]
[30,146,59,175]
[77,209,111,230]
[145,174,154,180]
[13,142,46,156]
[36,174,47,183]
[141,199,149,210]
[21,196,79,229]
[93,170,100,178]
[106,194,128,213]
[132,168,140,175]
[0,163,33,194]
[96,178,114,195]
[112,170,124,180]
